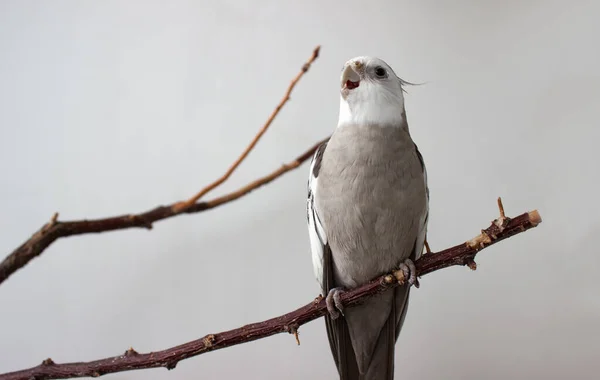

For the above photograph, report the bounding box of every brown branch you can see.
[172,45,321,213]
[0,46,323,287]
[0,205,542,380]
[0,138,327,286]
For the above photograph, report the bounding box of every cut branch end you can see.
[528,210,542,226]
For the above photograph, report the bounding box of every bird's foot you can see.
[397,258,419,288]
[325,287,345,320]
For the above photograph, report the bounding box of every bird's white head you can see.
[337,56,408,129]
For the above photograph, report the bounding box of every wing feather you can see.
[414,142,429,260]
[307,140,328,290]
[307,139,361,380]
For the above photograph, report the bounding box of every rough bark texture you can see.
[0,208,542,380]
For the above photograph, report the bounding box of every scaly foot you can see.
[326,287,345,320]
[398,258,418,287]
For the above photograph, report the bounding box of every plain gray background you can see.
[1,1,599,379]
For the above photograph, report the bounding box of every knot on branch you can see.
[284,323,301,345]
[202,334,216,348]
[301,46,320,72]
[466,259,477,271]
[41,358,55,366]
[124,347,138,357]
[466,229,493,250]
[41,213,59,234]
[466,197,519,250]
[165,362,178,371]
[382,274,395,285]
[127,215,153,230]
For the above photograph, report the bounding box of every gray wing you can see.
[307,139,360,380]
[307,140,328,290]
[414,142,429,260]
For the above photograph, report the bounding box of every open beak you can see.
[341,61,362,90]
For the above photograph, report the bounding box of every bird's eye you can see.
[374,66,387,78]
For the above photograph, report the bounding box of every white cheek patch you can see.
[338,98,353,127]
[337,82,406,129]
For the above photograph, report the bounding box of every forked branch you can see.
[0,46,322,286]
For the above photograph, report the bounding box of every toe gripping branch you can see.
[331,198,541,317]
[326,288,345,320]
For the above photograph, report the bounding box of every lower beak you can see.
[341,64,361,89]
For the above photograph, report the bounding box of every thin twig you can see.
[202,138,328,210]
[0,45,323,286]
[172,45,321,213]
[0,205,542,380]
[498,197,506,219]
[0,138,328,286]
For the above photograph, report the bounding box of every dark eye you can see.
[374,66,387,78]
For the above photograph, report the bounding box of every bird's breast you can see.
[315,125,427,287]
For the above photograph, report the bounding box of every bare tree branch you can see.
[172,45,321,213]
[0,137,326,286]
[0,204,542,380]
[0,46,322,286]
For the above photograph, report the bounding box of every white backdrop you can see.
[1,1,599,379]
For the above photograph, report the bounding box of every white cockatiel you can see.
[307,56,429,380]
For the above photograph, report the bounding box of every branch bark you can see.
[0,46,322,286]
[0,205,542,380]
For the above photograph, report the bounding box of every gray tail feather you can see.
[362,287,410,380]
[325,287,411,380]
[366,293,398,380]
[323,243,361,380]
[322,242,411,379]
[325,314,361,380]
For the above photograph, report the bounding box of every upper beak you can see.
[341,61,363,88]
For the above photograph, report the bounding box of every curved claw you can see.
[398,258,418,287]
[398,262,409,283]
[326,287,345,320]
[404,258,417,286]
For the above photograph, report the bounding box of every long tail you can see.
[323,244,361,380]
[325,312,360,380]
[325,286,411,380]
